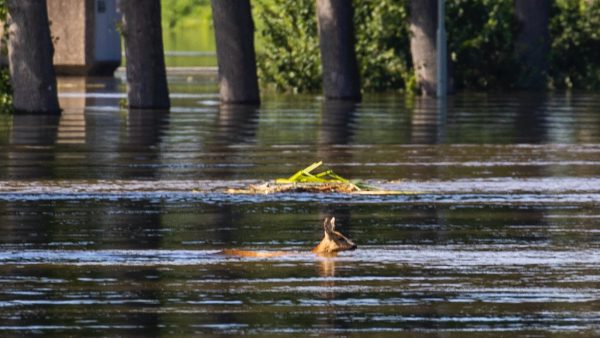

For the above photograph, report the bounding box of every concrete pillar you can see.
[436,0,447,98]
[316,0,361,101]
[7,0,61,114]
[211,0,260,104]
[119,0,170,109]
[409,0,437,96]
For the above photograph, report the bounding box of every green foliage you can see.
[0,0,11,113]
[160,0,216,67]
[354,0,413,92]
[549,0,600,89]
[161,0,211,29]
[274,161,372,193]
[255,0,413,93]
[0,67,11,114]
[254,0,321,93]
[276,161,354,185]
[446,0,519,89]
[254,0,600,92]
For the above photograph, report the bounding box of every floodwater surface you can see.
[0,76,600,337]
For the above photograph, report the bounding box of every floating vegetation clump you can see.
[227,161,409,195]
[275,161,362,190]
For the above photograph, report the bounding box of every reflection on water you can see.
[318,100,357,145]
[8,115,60,179]
[215,104,259,145]
[411,96,446,144]
[1,75,600,336]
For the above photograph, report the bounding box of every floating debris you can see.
[227,182,359,194]
[226,161,415,195]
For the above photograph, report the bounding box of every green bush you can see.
[0,67,10,114]
[0,0,11,113]
[254,0,520,93]
[254,0,321,93]
[446,0,519,90]
[254,0,413,93]
[255,0,600,93]
[353,0,413,91]
[549,0,600,89]
[161,0,211,29]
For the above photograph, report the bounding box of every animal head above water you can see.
[312,217,357,255]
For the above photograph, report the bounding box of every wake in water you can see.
[1,246,598,267]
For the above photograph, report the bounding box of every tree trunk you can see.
[409,0,437,96]
[211,0,260,104]
[6,0,60,114]
[515,0,550,89]
[316,0,361,101]
[119,0,170,109]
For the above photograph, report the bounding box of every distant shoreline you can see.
[115,66,218,76]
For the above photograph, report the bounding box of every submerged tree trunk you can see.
[515,0,550,89]
[6,0,60,114]
[119,0,170,109]
[409,0,438,96]
[316,0,361,101]
[211,0,260,104]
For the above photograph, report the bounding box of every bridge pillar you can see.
[316,0,361,101]
[211,0,260,104]
[118,0,170,109]
[6,0,60,114]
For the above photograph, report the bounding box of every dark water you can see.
[1,76,600,337]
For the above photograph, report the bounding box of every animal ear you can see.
[323,216,334,234]
[330,217,336,231]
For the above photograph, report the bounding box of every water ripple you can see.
[0,246,598,267]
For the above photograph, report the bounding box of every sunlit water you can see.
[0,75,600,337]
